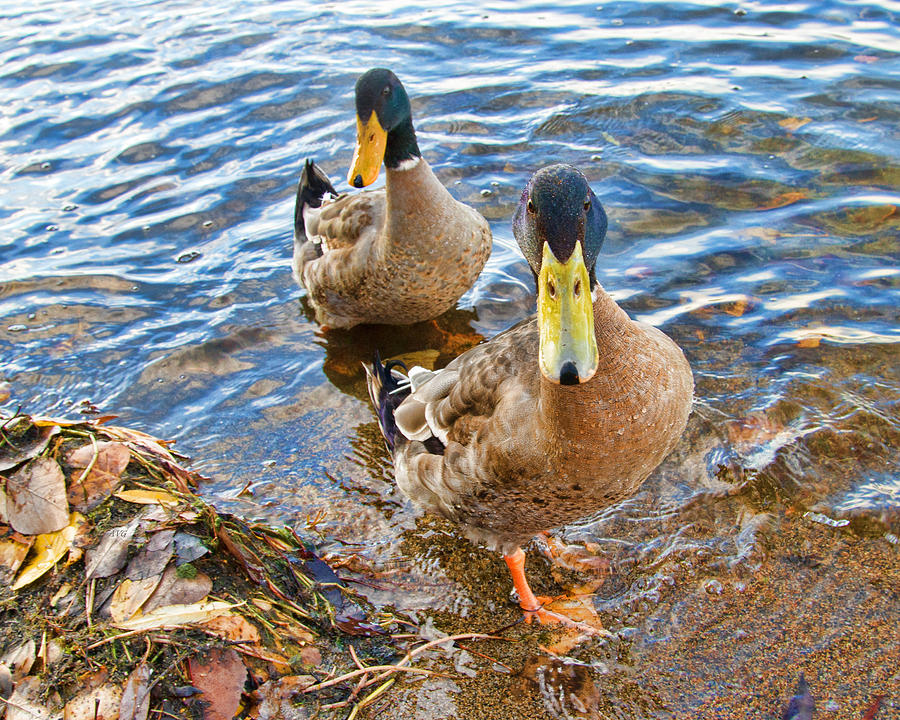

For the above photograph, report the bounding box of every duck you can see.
[365,164,693,626]
[293,68,492,330]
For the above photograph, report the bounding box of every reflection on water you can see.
[1,0,898,716]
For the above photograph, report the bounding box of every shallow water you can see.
[1,0,898,717]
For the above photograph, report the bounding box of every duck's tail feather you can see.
[294,159,338,240]
[364,352,411,451]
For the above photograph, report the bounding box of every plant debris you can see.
[0,411,499,719]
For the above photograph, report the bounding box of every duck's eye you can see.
[527,199,535,213]
[583,198,591,212]
[382,86,391,96]
[573,279,581,298]
[547,277,556,299]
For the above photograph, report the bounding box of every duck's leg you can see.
[503,548,608,636]
[503,548,547,617]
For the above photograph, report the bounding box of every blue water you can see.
[1,1,898,716]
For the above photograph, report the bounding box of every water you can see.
[1,1,898,717]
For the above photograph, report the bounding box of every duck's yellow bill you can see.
[537,241,598,385]
[348,113,387,188]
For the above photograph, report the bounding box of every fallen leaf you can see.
[112,600,236,631]
[0,485,7,524]
[109,576,164,623]
[298,647,321,667]
[174,531,209,564]
[114,489,181,507]
[797,336,821,348]
[66,441,130,512]
[0,424,59,473]
[50,583,73,607]
[781,672,814,720]
[778,117,811,132]
[63,682,122,720]
[6,457,70,535]
[203,613,261,644]
[250,675,316,719]
[12,512,87,590]
[126,529,175,580]
[5,675,55,720]
[244,646,292,675]
[1,639,36,681]
[188,648,246,720]
[0,534,33,579]
[119,662,152,720]
[143,563,212,613]
[759,191,808,210]
[723,298,749,317]
[0,662,11,705]
[84,520,138,579]
[520,655,600,720]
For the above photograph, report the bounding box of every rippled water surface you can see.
[1,1,898,717]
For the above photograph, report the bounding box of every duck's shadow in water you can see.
[297,295,486,402]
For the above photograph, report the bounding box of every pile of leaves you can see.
[0,411,457,720]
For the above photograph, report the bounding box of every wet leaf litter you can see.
[0,412,510,719]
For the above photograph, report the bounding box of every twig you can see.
[302,664,447,693]
[74,433,100,503]
[0,695,44,718]
[85,625,193,650]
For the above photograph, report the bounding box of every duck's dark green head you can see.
[348,68,420,188]
[512,164,608,386]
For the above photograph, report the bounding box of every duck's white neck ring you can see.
[392,156,421,172]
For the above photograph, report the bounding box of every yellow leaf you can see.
[112,600,237,631]
[114,489,181,507]
[12,512,86,590]
[797,336,821,348]
[109,576,164,623]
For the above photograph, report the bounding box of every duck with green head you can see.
[366,164,693,627]
[293,69,492,330]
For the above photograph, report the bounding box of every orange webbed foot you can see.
[504,549,609,637]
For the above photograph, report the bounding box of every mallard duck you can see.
[366,164,693,625]
[293,68,492,330]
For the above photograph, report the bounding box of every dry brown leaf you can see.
[0,424,60,473]
[5,675,56,720]
[112,600,236,631]
[66,441,130,512]
[203,613,261,644]
[1,638,36,681]
[759,191,808,210]
[0,534,33,579]
[249,675,316,719]
[6,457,70,535]
[119,662,152,720]
[797,336,821,348]
[126,529,175,580]
[109,576,164,623]
[63,682,122,720]
[723,298,749,317]
[246,646,292,675]
[778,116,811,132]
[188,648,247,720]
[114,489,180,507]
[84,520,138,579]
[12,512,87,591]
[143,563,212,614]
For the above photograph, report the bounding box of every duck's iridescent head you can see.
[348,68,419,187]
[512,164,608,385]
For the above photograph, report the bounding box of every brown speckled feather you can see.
[392,285,693,554]
[293,159,491,329]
